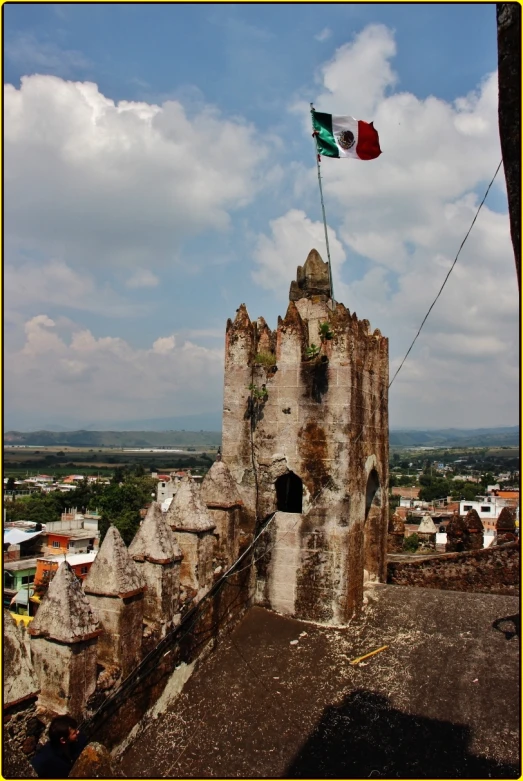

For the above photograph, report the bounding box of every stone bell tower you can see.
[221,249,389,625]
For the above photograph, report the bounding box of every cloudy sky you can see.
[4,3,518,431]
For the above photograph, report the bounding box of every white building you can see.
[459,496,508,531]
[157,477,178,503]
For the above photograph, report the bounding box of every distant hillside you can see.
[390,426,519,448]
[4,430,222,448]
[6,412,223,433]
[4,426,518,449]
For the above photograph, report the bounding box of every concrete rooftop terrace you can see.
[117,584,520,779]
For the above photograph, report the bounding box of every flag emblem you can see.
[337,130,355,150]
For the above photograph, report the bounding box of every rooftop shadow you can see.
[286,689,520,779]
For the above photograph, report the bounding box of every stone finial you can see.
[496,506,516,532]
[447,511,467,536]
[83,525,145,598]
[3,610,39,706]
[281,300,306,331]
[129,502,182,564]
[445,511,468,552]
[464,508,484,533]
[229,303,251,330]
[29,562,100,644]
[256,317,274,354]
[289,249,331,300]
[201,460,243,509]
[166,477,216,532]
[418,514,437,534]
[388,510,405,535]
[387,510,405,553]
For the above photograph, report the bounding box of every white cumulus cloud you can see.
[4,75,271,269]
[252,209,346,293]
[6,317,224,424]
[126,269,160,289]
[315,28,332,43]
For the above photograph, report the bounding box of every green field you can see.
[3,445,219,479]
[4,429,222,448]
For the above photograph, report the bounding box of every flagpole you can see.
[310,102,335,306]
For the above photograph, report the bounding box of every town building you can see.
[34,551,97,590]
[459,496,510,531]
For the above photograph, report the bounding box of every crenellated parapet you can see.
[225,304,255,367]
[255,316,275,356]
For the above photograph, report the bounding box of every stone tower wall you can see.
[222,252,389,624]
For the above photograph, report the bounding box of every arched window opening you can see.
[365,469,381,521]
[363,467,383,585]
[275,472,303,513]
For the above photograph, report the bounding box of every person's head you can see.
[48,716,79,748]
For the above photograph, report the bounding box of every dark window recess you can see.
[463,505,473,511]
[365,469,381,520]
[275,472,303,513]
[481,506,491,512]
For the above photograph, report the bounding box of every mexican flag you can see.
[312,111,381,160]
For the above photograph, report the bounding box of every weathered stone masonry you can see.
[221,249,389,624]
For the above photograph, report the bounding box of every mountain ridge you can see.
[4,426,518,449]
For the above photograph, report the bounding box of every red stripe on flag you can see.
[356,120,381,160]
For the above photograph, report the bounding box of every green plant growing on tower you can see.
[305,344,320,359]
[248,383,269,401]
[318,322,333,340]
[254,352,277,368]
[403,533,420,553]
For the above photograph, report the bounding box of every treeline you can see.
[5,467,158,545]
[5,451,215,473]
[389,426,519,447]
[416,471,497,502]
[4,429,222,448]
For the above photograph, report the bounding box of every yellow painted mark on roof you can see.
[9,612,33,626]
[349,644,389,665]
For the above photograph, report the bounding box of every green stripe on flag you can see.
[312,111,339,158]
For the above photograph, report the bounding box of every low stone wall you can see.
[387,542,519,595]
[3,700,45,757]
